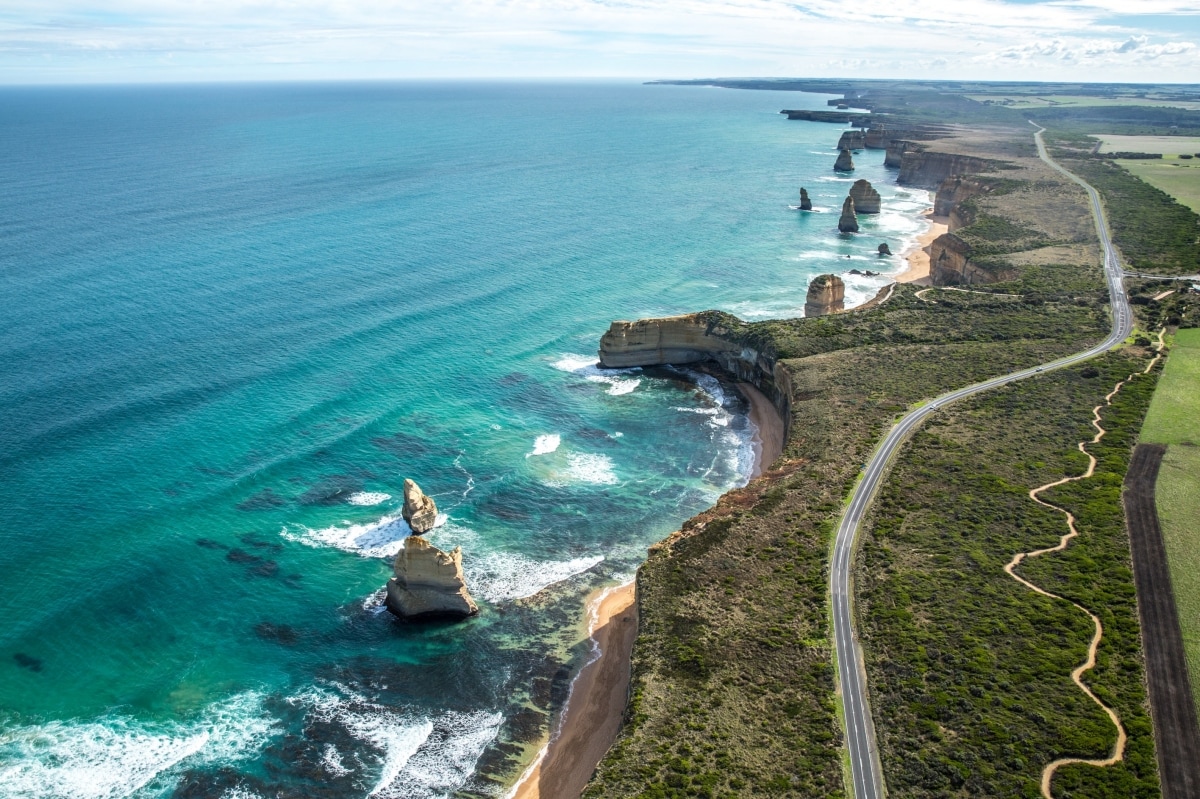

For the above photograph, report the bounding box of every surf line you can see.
[1003,333,1164,798]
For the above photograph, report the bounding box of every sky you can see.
[1,0,1198,85]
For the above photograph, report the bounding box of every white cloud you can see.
[0,0,1198,82]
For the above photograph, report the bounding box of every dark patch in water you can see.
[240,533,284,553]
[283,573,304,588]
[503,707,547,744]
[195,538,227,550]
[13,652,43,672]
[254,622,300,646]
[237,488,287,511]
[250,560,280,578]
[498,372,529,386]
[298,475,362,506]
[226,548,261,565]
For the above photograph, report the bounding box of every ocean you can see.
[0,81,929,798]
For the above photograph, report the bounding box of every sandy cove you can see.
[508,384,785,799]
[894,209,949,285]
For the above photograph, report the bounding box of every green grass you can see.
[857,353,1161,798]
[1093,135,1200,155]
[1155,445,1200,713]
[1140,328,1200,713]
[1116,159,1200,215]
[1140,329,1200,444]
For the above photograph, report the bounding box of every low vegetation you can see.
[1044,129,1200,276]
[857,351,1161,798]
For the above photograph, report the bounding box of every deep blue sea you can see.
[0,81,928,798]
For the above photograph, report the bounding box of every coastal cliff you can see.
[928,233,1017,285]
[898,150,996,189]
[598,312,792,439]
[934,175,992,220]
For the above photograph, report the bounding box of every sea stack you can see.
[838,196,859,233]
[805,274,846,317]
[878,242,892,256]
[834,148,854,172]
[849,179,881,214]
[402,478,438,534]
[799,187,813,211]
[386,536,479,621]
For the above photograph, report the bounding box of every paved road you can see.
[830,125,1135,799]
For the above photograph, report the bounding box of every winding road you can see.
[830,126,1135,799]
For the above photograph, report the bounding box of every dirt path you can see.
[915,286,1023,303]
[1004,334,1164,798]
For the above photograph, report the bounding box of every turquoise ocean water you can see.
[0,82,928,798]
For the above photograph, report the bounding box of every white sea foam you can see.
[282,512,448,559]
[527,433,561,457]
[467,553,605,602]
[0,692,275,799]
[552,353,641,396]
[295,691,501,799]
[348,492,392,506]
[566,453,618,485]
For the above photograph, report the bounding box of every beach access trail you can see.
[829,125,1135,799]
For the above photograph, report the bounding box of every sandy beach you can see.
[508,382,785,799]
[739,382,785,478]
[508,581,638,799]
[894,209,949,285]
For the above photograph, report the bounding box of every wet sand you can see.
[895,210,949,285]
[739,382,785,477]
[508,581,638,799]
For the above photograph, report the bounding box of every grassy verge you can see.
[856,351,1161,798]
[1154,446,1200,712]
[1116,158,1200,215]
[1140,328,1200,443]
[1139,328,1200,711]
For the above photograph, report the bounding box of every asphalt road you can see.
[830,126,1135,799]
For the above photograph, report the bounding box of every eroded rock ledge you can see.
[598,312,793,440]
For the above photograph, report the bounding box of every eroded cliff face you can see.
[934,176,992,219]
[898,151,994,190]
[836,130,866,150]
[598,313,792,438]
[928,233,1017,286]
[805,274,846,317]
[386,536,479,621]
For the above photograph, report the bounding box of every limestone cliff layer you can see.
[805,274,845,317]
[934,176,992,220]
[849,180,881,214]
[898,151,995,190]
[598,313,792,439]
[837,130,866,151]
[928,233,1016,286]
[386,536,479,621]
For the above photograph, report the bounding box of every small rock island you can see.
[834,148,855,172]
[385,479,479,622]
[799,187,812,211]
[837,196,859,233]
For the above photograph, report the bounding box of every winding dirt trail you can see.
[1004,332,1164,798]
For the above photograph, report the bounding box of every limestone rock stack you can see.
[837,196,859,233]
[402,478,439,534]
[848,179,881,214]
[833,149,854,172]
[836,130,866,150]
[805,274,846,317]
[386,536,479,621]
[878,242,892,256]
[799,187,812,211]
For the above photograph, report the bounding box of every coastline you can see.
[507,379,784,799]
[894,208,949,285]
[508,580,638,799]
[507,162,931,799]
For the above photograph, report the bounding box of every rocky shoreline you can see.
[502,106,995,798]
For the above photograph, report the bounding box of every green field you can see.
[1117,159,1200,215]
[971,95,1200,111]
[1154,445,1200,712]
[1141,329,1200,444]
[1142,328,1200,711]
[1094,134,1200,155]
